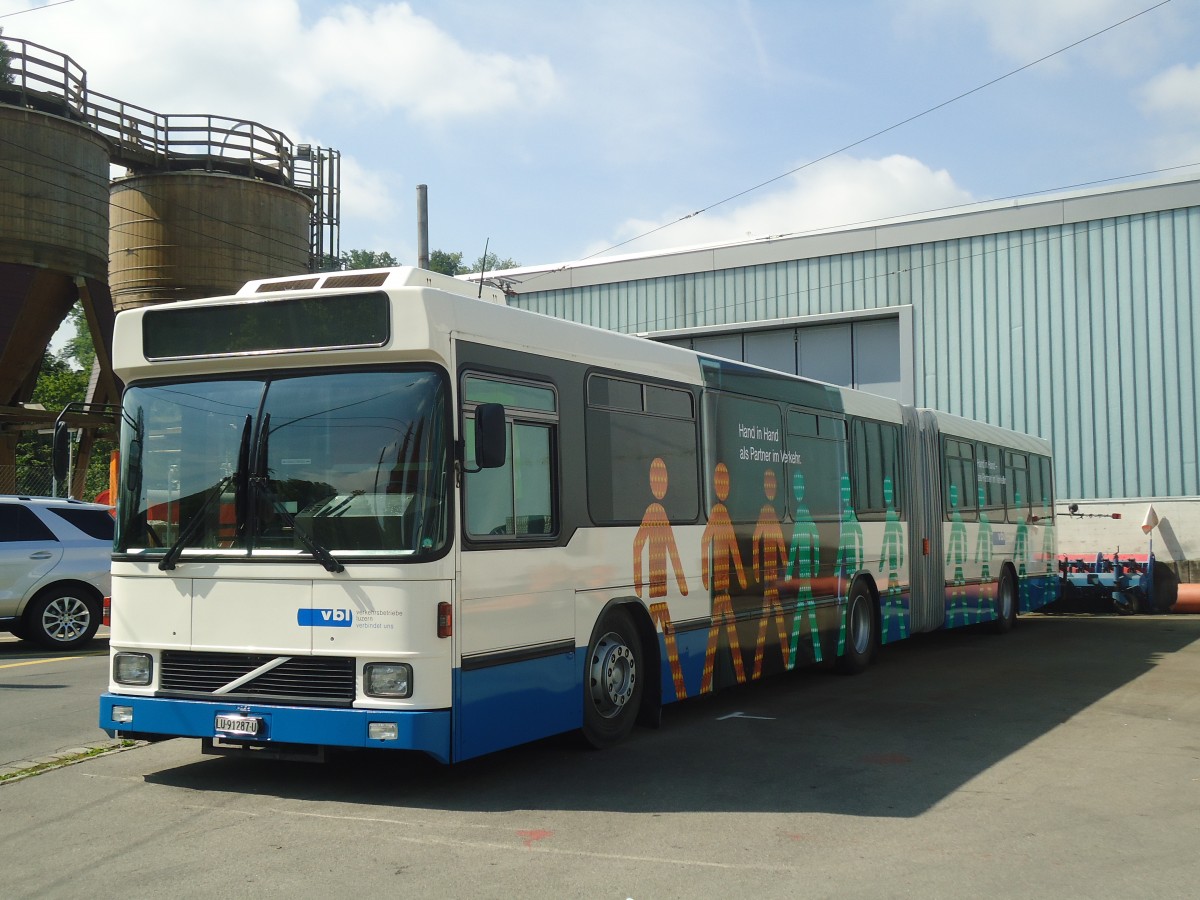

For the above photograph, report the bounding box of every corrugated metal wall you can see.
[512,207,1200,501]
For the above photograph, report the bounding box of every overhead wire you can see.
[516,0,1178,282]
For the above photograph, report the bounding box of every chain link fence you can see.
[0,465,56,497]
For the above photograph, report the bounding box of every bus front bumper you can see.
[99,693,452,763]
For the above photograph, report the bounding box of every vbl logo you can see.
[297,608,354,627]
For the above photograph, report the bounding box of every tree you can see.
[340,249,399,270]
[17,306,114,500]
[428,249,464,276]
[61,305,95,373]
[468,251,519,274]
[0,28,14,86]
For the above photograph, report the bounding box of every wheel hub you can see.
[43,596,90,643]
[589,632,636,719]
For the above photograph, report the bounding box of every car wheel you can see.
[25,587,101,650]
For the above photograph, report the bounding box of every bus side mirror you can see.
[52,421,71,484]
[472,403,507,469]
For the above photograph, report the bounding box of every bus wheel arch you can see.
[581,602,649,749]
[837,575,880,675]
[989,564,1018,634]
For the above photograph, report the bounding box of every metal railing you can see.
[0,34,339,267]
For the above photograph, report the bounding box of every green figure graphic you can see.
[1038,489,1055,605]
[877,476,906,642]
[974,484,993,624]
[945,483,968,627]
[835,472,863,656]
[1013,490,1029,613]
[786,470,822,665]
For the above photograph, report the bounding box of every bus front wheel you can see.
[582,607,643,749]
[836,580,878,675]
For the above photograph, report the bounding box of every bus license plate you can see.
[215,714,261,736]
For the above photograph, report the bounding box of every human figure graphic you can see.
[633,457,689,700]
[877,476,906,641]
[786,470,823,665]
[751,469,791,677]
[974,484,993,623]
[699,462,748,693]
[945,483,968,626]
[1039,489,1056,603]
[834,471,863,656]
[1013,490,1029,614]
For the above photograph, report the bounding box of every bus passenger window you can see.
[463,375,557,541]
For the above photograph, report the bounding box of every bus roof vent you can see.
[255,277,320,293]
[239,266,508,304]
[321,272,389,289]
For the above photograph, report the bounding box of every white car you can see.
[0,495,113,650]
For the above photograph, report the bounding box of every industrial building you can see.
[492,173,1200,582]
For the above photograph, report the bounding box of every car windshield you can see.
[114,368,450,560]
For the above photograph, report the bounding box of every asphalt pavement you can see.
[0,630,116,775]
[0,614,1198,899]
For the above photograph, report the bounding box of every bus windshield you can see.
[115,368,451,560]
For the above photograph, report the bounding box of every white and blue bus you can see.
[97,267,1058,762]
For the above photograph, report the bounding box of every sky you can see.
[4,0,1200,272]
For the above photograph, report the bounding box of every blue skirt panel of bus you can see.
[99,694,452,763]
[454,649,581,762]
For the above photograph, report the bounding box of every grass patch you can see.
[0,740,139,785]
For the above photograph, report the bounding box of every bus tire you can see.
[989,567,1017,634]
[836,579,878,675]
[582,606,643,749]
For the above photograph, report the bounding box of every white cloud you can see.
[1138,63,1200,167]
[4,0,560,129]
[1140,62,1200,120]
[897,0,1166,73]
[591,155,975,257]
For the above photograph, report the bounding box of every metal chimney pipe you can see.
[416,184,429,270]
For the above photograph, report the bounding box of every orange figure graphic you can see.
[751,469,791,677]
[700,462,749,693]
[633,458,688,599]
[633,457,689,700]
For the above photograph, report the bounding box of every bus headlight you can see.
[113,652,153,686]
[364,663,412,699]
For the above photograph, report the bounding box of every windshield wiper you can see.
[158,417,251,571]
[252,413,345,574]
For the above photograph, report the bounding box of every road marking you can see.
[0,652,104,670]
[181,805,802,872]
[716,711,775,721]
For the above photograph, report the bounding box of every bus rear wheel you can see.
[582,607,643,749]
[836,580,878,675]
[989,568,1017,634]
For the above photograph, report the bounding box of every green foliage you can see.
[428,249,465,276]
[468,251,519,274]
[16,307,114,501]
[0,28,14,86]
[340,249,399,270]
[339,247,520,277]
[62,305,95,373]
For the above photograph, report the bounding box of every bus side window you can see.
[1005,451,1030,524]
[944,438,978,522]
[463,375,558,540]
[850,419,904,521]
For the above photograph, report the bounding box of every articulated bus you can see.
[98,267,1058,762]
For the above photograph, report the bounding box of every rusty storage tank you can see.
[0,105,110,404]
[109,171,312,311]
